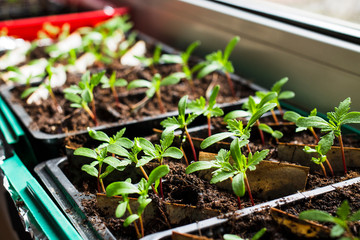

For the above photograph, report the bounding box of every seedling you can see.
[201,92,277,148]
[160,40,201,85]
[106,138,159,196]
[188,85,224,136]
[296,98,360,174]
[256,77,295,122]
[225,92,278,145]
[258,123,283,143]
[64,70,105,126]
[74,128,133,193]
[127,72,186,113]
[136,44,162,74]
[161,95,199,163]
[196,36,240,98]
[21,63,63,113]
[6,61,46,87]
[284,108,319,142]
[106,165,170,238]
[303,143,334,177]
[299,200,360,240]
[187,138,269,208]
[101,71,127,108]
[138,130,183,198]
[224,228,267,240]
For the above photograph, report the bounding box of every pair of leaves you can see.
[101,71,127,89]
[188,85,224,118]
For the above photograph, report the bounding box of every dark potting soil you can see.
[208,183,360,240]
[10,62,255,134]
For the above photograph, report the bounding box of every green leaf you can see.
[127,79,152,90]
[136,156,154,167]
[103,156,130,170]
[336,200,350,220]
[200,132,235,149]
[232,172,245,197]
[223,234,243,240]
[147,165,170,189]
[342,112,360,125]
[107,144,129,158]
[124,214,139,227]
[100,165,115,179]
[271,77,288,93]
[160,117,181,131]
[81,89,92,103]
[81,164,98,177]
[115,202,127,218]
[283,111,301,123]
[330,224,345,238]
[253,227,267,240]
[258,123,272,133]
[106,181,139,197]
[64,92,81,104]
[278,91,295,100]
[224,110,250,122]
[186,161,216,174]
[258,92,277,109]
[318,131,334,154]
[349,210,360,221]
[163,147,183,159]
[209,85,220,106]
[272,130,283,139]
[248,149,269,169]
[299,210,335,223]
[161,73,184,86]
[88,128,110,142]
[183,40,200,63]
[210,107,224,117]
[248,103,277,128]
[335,97,351,119]
[138,138,156,152]
[178,95,188,118]
[74,148,97,159]
[159,54,182,64]
[211,170,234,184]
[115,138,134,149]
[21,87,38,99]
[160,130,175,150]
[197,62,220,79]
[223,36,240,62]
[296,116,330,129]
[114,79,128,87]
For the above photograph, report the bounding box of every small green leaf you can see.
[211,170,234,184]
[278,91,295,100]
[178,95,188,118]
[296,116,330,129]
[224,110,250,122]
[349,210,360,221]
[209,85,220,106]
[127,79,152,90]
[115,202,127,218]
[186,161,215,174]
[232,172,245,197]
[162,147,183,159]
[253,227,267,240]
[223,36,240,62]
[21,87,38,99]
[223,234,243,240]
[103,156,130,170]
[106,181,139,197]
[138,138,156,152]
[330,224,345,238]
[147,165,170,188]
[247,103,277,128]
[88,128,110,142]
[81,164,98,177]
[299,210,335,223]
[336,200,350,220]
[107,144,129,158]
[159,54,183,64]
[283,111,301,123]
[124,214,139,227]
[196,62,220,79]
[200,132,235,149]
[342,112,360,125]
[74,148,97,159]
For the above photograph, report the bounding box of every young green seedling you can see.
[296,98,360,174]
[135,44,162,74]
[21,63,63,113]
[6,62,46,87]
[258,123,283,143]
[201,92,277,149]
[161,95,199,163]
[160,40,201,85]
[187,138,269,208]
[196,36,240,98]
[256,77,295,122]
[138,130,183,199]
[303,144,334,177]
[101,71,127,108]
[224,228,267,240]
[64,70,105,126]
[188,85,224,136]
[127,72,186,113]
[284,108,319,142]
[299,200,360,240]
[225,92,278,145]
[106,165,170,238]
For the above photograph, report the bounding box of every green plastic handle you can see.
[0,96,24,144]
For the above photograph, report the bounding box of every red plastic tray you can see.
[0,7,128,41]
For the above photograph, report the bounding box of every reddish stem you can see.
[139,166,159,195]
[159,178,164,200]
[256,120,265,145]
[91,100,98,126]
[111,86,120,108]
[325,158,334,177]
[225,72,236,98]
[338,135,347,175]
[180,146,189,166]
[310,127,320,143]
[245,175,255,206]
[156,90,165,113]
[207,115,211,137]
[320,163,327,177]
[246,144,252,155]
[277,104,284,117]
[185,126,197,162]
[271,109,279,125]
